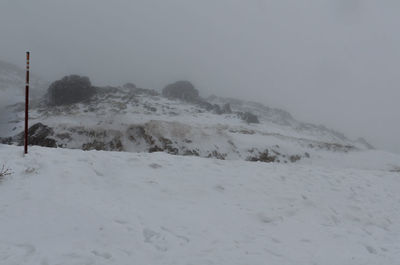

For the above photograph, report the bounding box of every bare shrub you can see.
[0,165,12,181]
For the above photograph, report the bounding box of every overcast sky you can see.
[1,0,399,153]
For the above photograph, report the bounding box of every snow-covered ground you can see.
[1,144,399,265]
[2,85,373,164]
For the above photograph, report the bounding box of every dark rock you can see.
[127,125,155,145]
[162,81,199,102]
[109,138,123,151]
[162,81,234,116]
[247,149,276,163]
[212,104,222,114]
[123,83,136,89]
[149,146,164,153]
[144,105,157,112]
[2,123,57,147]
[82,140,106,151]
[289,155,301,163]
[272,149,281,156]
[183,149,200,156]
[81,137,123,151]
[258,150,276,162]
[0,137,12,145]
[197,100,214,111]
[132,87,159,96]
[238,112,260,124]
[159,137,179,155]
[221,103,232,114]
[56,133,71,140]
[25,123,56,147]
[207,150,227,160]
[48,75,95,105]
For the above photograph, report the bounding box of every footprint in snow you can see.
[91,250,112,260]
[161,226,190,244]
[215,185,225,191]
[25,167,38,174]
[149,163,162,169]
[142,228,168,252]
[258,213,284,225]
[365,245,377,254]
[114,219,128,225]
[62,253,95,265]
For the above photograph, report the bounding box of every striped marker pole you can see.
[24,52,30,154]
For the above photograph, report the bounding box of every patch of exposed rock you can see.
[47,75,96,106]
[1,122,56,148]
[238,111,260,124]
[162,81,199,102]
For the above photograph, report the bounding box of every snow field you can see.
[0,144,399,265]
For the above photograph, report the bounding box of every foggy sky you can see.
[1,0,399,153]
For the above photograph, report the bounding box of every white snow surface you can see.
[1,144,400,265]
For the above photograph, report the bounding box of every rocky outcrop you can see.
[247,149,277,163]
[162,81,199,102]
[222,103,232,114]
[162,81,234,116]
[0,120,328,164]
[48,75,96,105]
[123,83,136,89]
[237,112,259,124]
[1,122,56,148]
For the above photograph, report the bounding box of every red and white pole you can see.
[24,52,30,154]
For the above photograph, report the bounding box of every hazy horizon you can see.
[1,0,399,153]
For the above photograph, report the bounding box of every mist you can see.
[1,0,399,153]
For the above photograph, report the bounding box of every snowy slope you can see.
[0,144,400,265]
[0,60,47,137]
[207,95,352,143]
[0,60,46,103]
[2,85,372,164]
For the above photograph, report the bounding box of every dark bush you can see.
[162,81,199,102]
[48,75,95,105]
